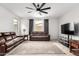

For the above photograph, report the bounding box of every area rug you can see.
[6,41,65,55]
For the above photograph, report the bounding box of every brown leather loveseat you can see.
[30,32,50,41]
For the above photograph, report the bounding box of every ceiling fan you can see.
[25,3,51,15]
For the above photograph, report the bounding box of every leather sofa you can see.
[30,32,50,41]
[0,32,25,55]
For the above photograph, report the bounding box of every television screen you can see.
[64,23,70,34]
[61,23,74,35]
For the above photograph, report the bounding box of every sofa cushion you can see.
[5,36,23,47]
[32,36,48,37]
[6,40,15,47]
[31,32,48,36]
[5,36,12,41]
[12,35,17,39]
[13,38,21,42]
[16,37,23,39]
[4,32,10,36]
[10,32,15,35]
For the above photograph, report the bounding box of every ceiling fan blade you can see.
[32,3,37,8]
[25,7,34,10]
[40,10,48,14]
[41,7,51,10]
[40,3,46,9]
[37,3,40,8]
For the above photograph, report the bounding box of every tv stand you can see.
[59,35,69,47]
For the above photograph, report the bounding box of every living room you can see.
[0,3,79,56]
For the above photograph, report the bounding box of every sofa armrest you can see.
[0,44,6,55]
[0,38,5,45]
[48,34,50,38]
[0,38,6,55]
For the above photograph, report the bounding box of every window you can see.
[34,20,44,32]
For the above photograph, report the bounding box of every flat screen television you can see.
[74,23,79,35]
[61,23,74,35]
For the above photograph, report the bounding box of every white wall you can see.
[21,19,29,35]
[0,6,15,32]
[49,18,59,40]
[59,7,79,40]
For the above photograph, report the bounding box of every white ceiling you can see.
[0,3,79,18]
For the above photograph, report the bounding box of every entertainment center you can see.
[59,23,74,47]
[59,23,79,55]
